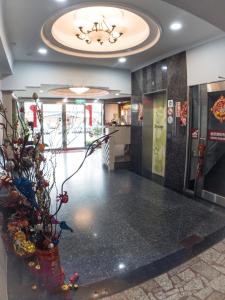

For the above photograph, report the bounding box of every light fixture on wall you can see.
[69,87,90,94]
[74,7,124,45]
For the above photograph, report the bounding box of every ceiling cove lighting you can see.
[170,22,182,31]
[38,47,48,55]
[118,57,127,63]
[43,4,161,58]
[69,87,90,94]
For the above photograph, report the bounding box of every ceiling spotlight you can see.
[39,90,44,93]
[69,87,90,94]
[38,48,48,55]
[94,99,99,103]
[170,22,183,31]
[63,98,68,103]
[55,0,66,2]
[115,93,120,96]
[118,263,126,270]
[162,65,167,71]
[118,57,127,63]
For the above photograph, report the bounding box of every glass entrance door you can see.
[42,103,63,149]
[186,82,225,207]
[66,104,85,148]
[24,101,103,150]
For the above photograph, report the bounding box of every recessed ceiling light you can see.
[115,93,120,96]
[94,99,98,103]
[118,57,127,63]
[170,22,183,31]
[69,87,90,94]
[39,90,44,93]
[38,48,48,55]
[162,65,168,71]
[63,98,68,103]
[118,263,126,270]
[55,0,66,2]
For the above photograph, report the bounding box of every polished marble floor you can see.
[7,150,225,300]
[54,151,225,285]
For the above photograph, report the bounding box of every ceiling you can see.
[14,85,131,100]
[3,0,225,71]
[162,0,225,32]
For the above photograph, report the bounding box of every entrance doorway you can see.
[24,101,103,150]
[142,91,167,180]
[186,81,225,207]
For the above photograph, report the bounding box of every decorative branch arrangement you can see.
[0,93,117,293]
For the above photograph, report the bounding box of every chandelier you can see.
[69,87,90,94]
[75,15,124,45]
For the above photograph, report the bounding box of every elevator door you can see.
[152,95,167,177]
[142,92,167,180]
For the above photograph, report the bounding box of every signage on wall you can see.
[168,99,174,108]
[208,130,225,142]
[167,107,173,116]
[175,102,181,118]
[167,116,174,124]
[211,95,225,123]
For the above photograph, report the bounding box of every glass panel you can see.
[85,103,103,146]
[43,104,63,149]
[66,104,85,148]
[187,86,199,190]
[203,92,225,196]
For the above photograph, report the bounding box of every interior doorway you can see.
[186,81,225,207]
[142,91,167,181]
[24,101,103,150]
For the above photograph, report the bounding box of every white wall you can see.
[0,0,13,74]
[187,37,225,86]
[2,61,131,94]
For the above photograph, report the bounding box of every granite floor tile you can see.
[6,151,225,300]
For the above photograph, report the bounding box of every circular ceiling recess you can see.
[41,3,161,58]
[49,87,110,98]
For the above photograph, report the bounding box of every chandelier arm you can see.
[79,27,87,35]
[109,38,117,44]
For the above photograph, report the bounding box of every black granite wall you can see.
[131,52,187,192]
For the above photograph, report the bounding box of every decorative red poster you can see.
[30,105,37,128]
[211,95,225,123]
[180,101,187,127]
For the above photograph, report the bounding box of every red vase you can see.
[36,246,65,291]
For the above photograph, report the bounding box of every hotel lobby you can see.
[1,1,225,299]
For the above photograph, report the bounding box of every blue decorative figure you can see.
[13,177,39,209]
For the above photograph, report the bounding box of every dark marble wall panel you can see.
[131,71,144,175]
[131,52,188,192]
